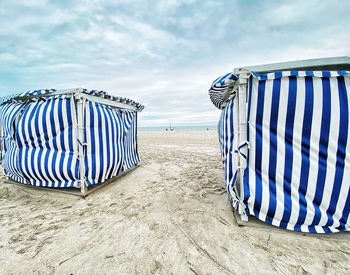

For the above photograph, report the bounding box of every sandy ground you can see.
[0,130,349,274]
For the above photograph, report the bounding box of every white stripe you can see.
[37,102,50,183]
[70,97,78,182]
[31,103,46,183]
[247,78,258,212]
[85,102,92,182]
[92,103,100,182]
[258,79,273,221]
[272,77,289,225]
[52,100,66,183]
[287,77,305,227]
[102,107,113,180]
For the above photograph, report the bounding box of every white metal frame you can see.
[234,56,350,74]
[236,72,249,221]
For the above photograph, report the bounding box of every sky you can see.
[1,0,349,127]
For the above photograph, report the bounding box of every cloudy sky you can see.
[1,0,349,127]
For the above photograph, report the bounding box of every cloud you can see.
[0,0,349,126]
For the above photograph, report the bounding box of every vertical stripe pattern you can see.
[217,71,350,233]
[0,89,143,189]
[84,103,140,186]
[218,98,239,206]
[15,97,79,187]
[121,110,140,171]
[241,71,350,233]
[0,102,27,182]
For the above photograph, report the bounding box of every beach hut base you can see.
[1,165,139,198]
[234,210,266,229]
[233,210,350,239]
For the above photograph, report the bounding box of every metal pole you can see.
[237,72,249,221]
[232,90,239,203]
[76,96,87,193]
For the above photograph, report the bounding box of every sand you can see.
[0,130,349,274]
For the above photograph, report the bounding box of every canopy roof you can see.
[234,56,350,74]
[0,88,144,111]
[209,57,350,110]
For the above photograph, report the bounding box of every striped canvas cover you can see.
[0,96,80,187]
[243,71,350,233]
[83,103,140,186]
[121,110,140,171]
[0,89,142,188]
[219,99,239,206]
[0,101,27,183]
[209,73,238,109]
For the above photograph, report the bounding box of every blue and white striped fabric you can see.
[83,103,141,186]
[209,73,238,109]
[0,89,143,188]
[218,99,239,206]
[15,97,79,187]
[242,71,350,233]
[121,110,140,171]
[84,102,125,186]
[0,89,58,106]
[0,102,27,183]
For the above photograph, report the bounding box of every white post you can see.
[76,96,87,193]
[233,90,240,201]
[237,72,249,221]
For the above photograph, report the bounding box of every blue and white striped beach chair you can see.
[209,56,350,233]
[0,88,144,194]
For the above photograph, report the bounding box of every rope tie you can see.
[226,171,239,208]
[237,141,249,159]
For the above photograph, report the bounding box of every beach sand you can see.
[0,130,349,274]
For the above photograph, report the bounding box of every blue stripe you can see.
[89,102,97,181]
[295,76,314,229]
[310,74,332,228]
[280,76,297,228]
[325,76,348,227]
[228,101,234,185]
[253,80,266,217]
[105,107,117,179]
[337,76,350,230]
[266,74,281,222]
[114,110,124,176]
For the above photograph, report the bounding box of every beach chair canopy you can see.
[0,88,143,191]
[210,57,350,233]
[208,73,238,109]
